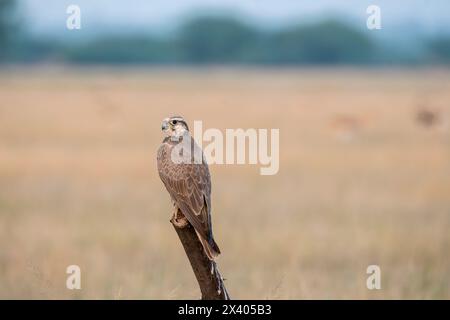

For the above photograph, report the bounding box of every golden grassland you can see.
[0,67,449,299]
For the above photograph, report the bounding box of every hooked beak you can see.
[161,119,169,131]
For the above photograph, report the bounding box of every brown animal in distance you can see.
[416,106,440,128]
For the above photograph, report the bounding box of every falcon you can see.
[157,116,221,260]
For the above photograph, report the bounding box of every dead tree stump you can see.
[170,209,230,300]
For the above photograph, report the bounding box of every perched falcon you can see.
[157,116,221,260]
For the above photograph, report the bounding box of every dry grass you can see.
[0,67,449,299]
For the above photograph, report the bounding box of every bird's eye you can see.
[171,120,178,125]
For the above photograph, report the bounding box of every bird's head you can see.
[161,115,189,139]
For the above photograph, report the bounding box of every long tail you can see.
[196,230,221,260]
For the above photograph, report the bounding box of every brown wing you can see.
[157,137,213,242]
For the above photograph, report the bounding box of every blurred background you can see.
[2,0,450,65]
[0,0,449,299]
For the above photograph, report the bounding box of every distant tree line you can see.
[1,2,450,65]
[56,18,375,65]
[0,0,18,61]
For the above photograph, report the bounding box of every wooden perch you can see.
[170,209,230,300]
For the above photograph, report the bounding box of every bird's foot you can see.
[170,205,188,228]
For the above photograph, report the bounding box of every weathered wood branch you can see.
[170,209,230,300]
